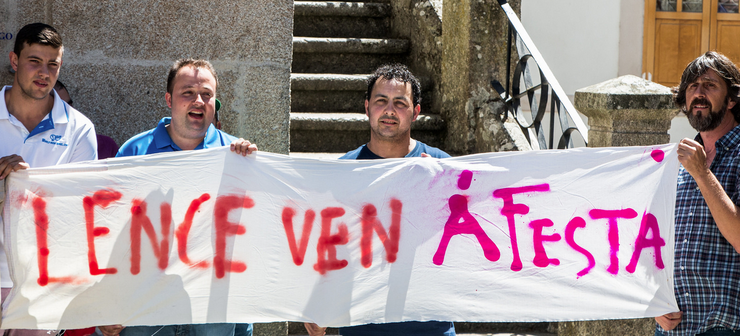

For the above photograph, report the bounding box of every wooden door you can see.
[712,1,740,62]
[643,0,740,87]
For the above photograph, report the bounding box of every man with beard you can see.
[655,51,740,335]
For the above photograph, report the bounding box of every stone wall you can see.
[389,0,443,114]
[0,0,293,154]
[441,0,528,155]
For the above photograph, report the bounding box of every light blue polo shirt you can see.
[116,117,238,157]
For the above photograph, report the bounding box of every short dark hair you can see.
[14,23,63,56]
[366,64,421,107]
[166,58,218,94]
[674,51,740,122]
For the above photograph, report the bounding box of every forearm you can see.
[695,170,740,252]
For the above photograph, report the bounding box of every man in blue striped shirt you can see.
[655,51,740,336]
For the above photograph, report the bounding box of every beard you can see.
[685,97,728,132]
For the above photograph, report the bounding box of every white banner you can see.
[1,145,680,329]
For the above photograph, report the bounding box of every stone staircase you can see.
[286,1,553,335]
[290,0,445,158]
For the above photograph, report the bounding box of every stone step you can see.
[301,0,390,2]
[294,2,390,17]
[291,73,369,91]
[292,37,409,74]
[291,73,433,91]
[294,2,390,38]
[291,74,366,112]
[289,112,445,152]
[293,37,409,54]
[290,73,434,113]
[290,112,444,130]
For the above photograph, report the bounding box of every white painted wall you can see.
[521,0,622,95]
[520,0,695,143]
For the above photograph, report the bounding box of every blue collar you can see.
[152,117,221,151]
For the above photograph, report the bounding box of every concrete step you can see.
[292,37,409,74]
[294,2,390,38]
[289,112,445,152]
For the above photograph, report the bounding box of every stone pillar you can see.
[0,0,292,154]
[562,75,677,336]
[441,0,530,155]
[574,75,678,147]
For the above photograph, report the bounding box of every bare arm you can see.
[678,138,740,252]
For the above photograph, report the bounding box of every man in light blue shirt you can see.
[100,58,256,336]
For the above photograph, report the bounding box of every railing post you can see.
[560,75,678,336]
[574,75,678,147]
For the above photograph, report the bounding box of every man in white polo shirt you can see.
[0,22,96,336]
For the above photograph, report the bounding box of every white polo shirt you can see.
[0,85,97,287]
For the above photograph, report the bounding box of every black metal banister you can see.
[492,0,589,149]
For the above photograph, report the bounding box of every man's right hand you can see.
[98,324,125,336]
[0,154,29,180]
[655,311,682,331]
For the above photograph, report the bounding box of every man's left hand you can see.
[230,139,258,156]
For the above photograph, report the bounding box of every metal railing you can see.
[491,0,589,149]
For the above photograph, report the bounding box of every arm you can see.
[230,138,258,156]
[678,138,740,252]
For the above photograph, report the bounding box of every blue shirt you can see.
[339,140,455,336]
[116,117,237,157]
[661,126,740,335]
[340,141,451,159]
[115,117,251,336]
